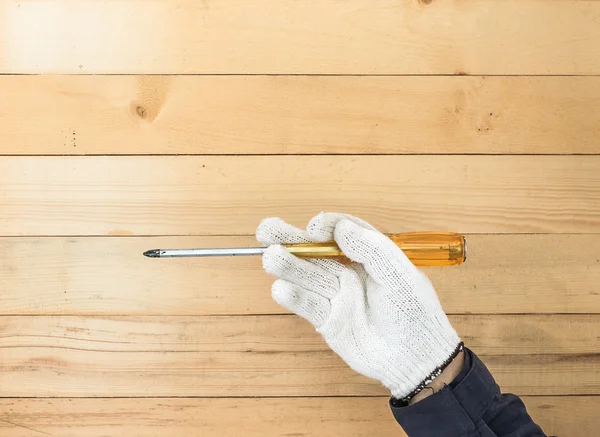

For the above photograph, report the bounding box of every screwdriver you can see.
[143,232,466,267]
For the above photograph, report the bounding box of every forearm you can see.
[408,350,465,405]
[390,348,547,437]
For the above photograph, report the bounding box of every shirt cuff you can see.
[389,348,499,437]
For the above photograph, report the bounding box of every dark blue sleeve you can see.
[389,348,547,437]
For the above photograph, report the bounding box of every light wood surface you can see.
[1,315,596,355]
[2,75,600,155]
[1,0,599,435]
[1,235,598,315]
[1,397,597,437]
[2,0,600,74]
[0,348,589,396]
[1,315,598,397]
[2,156,599,236]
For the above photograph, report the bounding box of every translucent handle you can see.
[285,232,466,267]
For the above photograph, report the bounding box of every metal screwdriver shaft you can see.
[143,247,267,258]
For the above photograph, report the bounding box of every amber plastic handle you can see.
[285,232,466,267]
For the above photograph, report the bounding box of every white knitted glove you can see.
[257,212,462,400]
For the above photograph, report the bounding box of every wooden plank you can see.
[1,235,599,315]
[2,76,600,155]
[520,397,599,437]
[0,315,598,396]
[1,397,597,437]
[1,315,596,355]
[1,156,599,236]
[1,0,600,74]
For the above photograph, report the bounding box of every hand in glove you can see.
[257,212,462,402]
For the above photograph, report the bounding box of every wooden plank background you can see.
[2,76,600,155]
[1,0,599,436]
[1,0,600,74]
[2,156,599,235]
[2,397,598,437]
[1,315,598,397]
[1,235,598,315]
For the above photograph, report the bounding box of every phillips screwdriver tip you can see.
[143,249,162,258]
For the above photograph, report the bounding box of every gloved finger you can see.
[334,219,418,286]
[307,212,377,242]
[272,279,331,328]
[257,216,346,276]
[309,258,347,276]
[349,263,369,288]
[256,217,311,245]
[263,245,339,299]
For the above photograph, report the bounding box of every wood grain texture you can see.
[1,156,599,236]
[2,75,600,155]
[1,0,600,74]
[2,315,597,355]
[2,0,598,435]
[1,235,599,315]
[1,397,597,437]
[1,315,598,397]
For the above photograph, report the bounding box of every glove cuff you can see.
[391,341,465,404]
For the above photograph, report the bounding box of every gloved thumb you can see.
[334,219,418,286]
